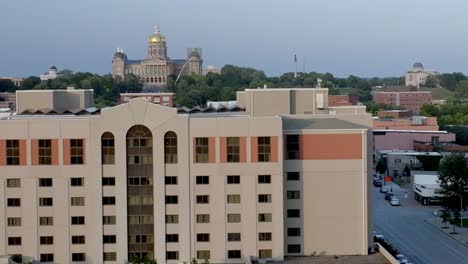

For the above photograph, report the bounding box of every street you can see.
[372,182,468,264]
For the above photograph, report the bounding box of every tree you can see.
[404,164,411,177]
[440,208,451,229]
[0,79,16,92]
[20,76,41,90]
[455,80,468,98]
[424,75,439,88]
[376,159,386,174]
[128,255,157,264]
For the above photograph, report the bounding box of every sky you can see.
[1,0,468,78]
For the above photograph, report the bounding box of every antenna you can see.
[294,54,298,78]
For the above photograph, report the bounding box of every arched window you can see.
[164,131,177,164]
[101,132,115,164]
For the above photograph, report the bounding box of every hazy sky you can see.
[1,0,467,77]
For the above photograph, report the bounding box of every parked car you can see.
[390,197,400,206]
[396,254,409,263]
[384,192,394,200]
[380,186,389,193]
[374,181,382,187]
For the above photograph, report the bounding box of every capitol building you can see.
[112,26,203,86]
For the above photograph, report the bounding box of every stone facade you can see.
[405,62,438,87]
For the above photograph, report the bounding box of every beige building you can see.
[120,93,175,107]
[0,87,372,264]
[405,62,438,87]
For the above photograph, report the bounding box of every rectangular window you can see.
[103,235,116,244]
[259,249,272,259]
[228,250,241,259]
[166,214,179,224]
[227,194,241,204]
[196,175,209,184]
[287,172,300,181]
[72,253,85,262]
[128,215,153,224]
[166,251,179,260]
[103,216,116,225]
[39,197,53,207]
[227,175,240,184]
[258,213,272,222]
[259,232,272,241]
[103,252,116,261]
[70,139,84,164]
[40,254,54,262]
[197,233,210,242]
[197,250,210,260]
[287,209,300,218]
[227,213,241,223]
[227,233,241,242]
[288,228,301,237]
[258,194,272,203]
[165,195,178,204]
[6,178,20,188]
[196,214,210,223]
[227,137,240,162]
[195,137,209,163]
[72,236,85,244]
[286,135,300,160]
[40,236,54,245]
[71,177,84,186]
[258,137,271,162]
[38,139,52,165]
[6,140,20,165]
[71,197,85,206]
[258,175,271,184]
[287,191,300,200]
[166,234,179,243]
[102,177,115,186]
[7,198,20,207]
[39,217,53,226]
[128,177,152,186]
[71,216,85,225]
[39,178,53,187]
[8,237,21,245]
[103,196,116,205]
[7,217,21,227]
[196,195,209,204]
[165,176,178,185]
[288,244,301,254]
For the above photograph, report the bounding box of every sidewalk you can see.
[425,217,468,247]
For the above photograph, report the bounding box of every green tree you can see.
[440,208,451,229]
[424,75,439,88]
[0,79,16,92]
[376,159,386,174]
[20,76,41,90]
[456,80,468,98]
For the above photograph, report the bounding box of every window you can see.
[101,132,115,164]
[6,178,20,188]
[71,177,84,186]
[288,244,301,254]
[228,250,241,259]
[227,175,240,184]
[164,131,178,164]
[165,176,178,185]
[40,254,54,262]
[227,194,241,204]
[286,135,300,160]
[40,236,54,245]
[259,249,272,258]
[103,196,116,205]
[259,232,272,241]
[39,217,53,226]
[128,196,153,205]
[196,195,209,204]
[258,175,271,184]
[288,228,301,237]
[128,215,153,224]
[38,139,52,165]
[129,234,153,244]
[287,172,300,181]
[197,233,210,242]
[39,197,53,207]
[287,191,300,200]
[258,194,272,203]
[39,178,53,187]
[71,216,85,225]
[166,234,179,243]
[258,213,272,222]
[72,253,85,262]
[227,233,241,241]
[7,198,20,207]
[287,209,300,218]
[196,175,209,184]
[258,137,271,162]
[70,139,84,164]
[72,236,85,244]
[166,251,179,260]
[102,177,115,186]
[227,213,241,223]
[7,217,21,226]
[166,214,179,224]
[8,237,21,245]
[197,250,210,260]
[128,177,152,186]
[103,216,116,225]
[71,197,85,206]
[165,195,178,204]
[103,235,116,244]
[103,252,117,261]
[6,140,19,165]
[195,137,209,163]
[227,137,240,162]
[196,214,210,223]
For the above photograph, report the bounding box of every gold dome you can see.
[148,25,166,43]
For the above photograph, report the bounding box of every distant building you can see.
[0,93,16,110]
[373,116,439,131]
[0,77,24,87]
[206,101,237,109]
[119,92,175,107]
[373,90,432,112]
[377,110,412,119]
[203,65,221,75]
[414,141,468,152]
[328,95,359,107]
[405,62,439,87]
[412,171,442,205]
[112,26,202,87]
[40,66,60,81]
[374,130,455,151]
[382,86,417,92]
[380,150,442,177]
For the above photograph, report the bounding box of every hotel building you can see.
[0,88,372,263]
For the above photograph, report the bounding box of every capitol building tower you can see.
[112,26,203,87]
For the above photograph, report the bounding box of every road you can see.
[372,182,468,264]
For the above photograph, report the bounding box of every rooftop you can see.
[283,118,366,130]
[274,254,390,264]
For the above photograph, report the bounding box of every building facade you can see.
[328,95,359,107]
[120,93,175,107]
[112,26,202,87]
[373,91,432,112]
[374,130,455,151]
[40,66,60,81]
[0,88,372,264]
[405,62,439,87]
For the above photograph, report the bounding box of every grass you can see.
[419,87,455,100]
[454,218,468,228]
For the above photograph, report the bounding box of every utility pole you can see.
[294,54,298,78]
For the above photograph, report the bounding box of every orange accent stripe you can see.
[19,140,27,165]
[300,134,362,160]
